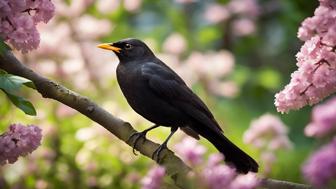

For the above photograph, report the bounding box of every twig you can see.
[261,178,313,189]
[0,50,314,189]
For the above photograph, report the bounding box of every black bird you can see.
[98,38,258,173]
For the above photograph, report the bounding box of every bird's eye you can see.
[125,43,133,50]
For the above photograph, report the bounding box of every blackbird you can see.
[98,38,258,173]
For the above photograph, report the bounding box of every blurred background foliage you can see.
[0,0,320,188]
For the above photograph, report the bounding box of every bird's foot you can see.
[152,143,167,162]
[128,131,147,155]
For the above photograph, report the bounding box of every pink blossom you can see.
[35,179,49,189]
[55,0,94,17]
[275,37,336,113]
[34,22,72,57]
[0,0,55,53]
[185,51,235,81]
[173,140,260,189]
[275,0,336,113]
[203,0,260,30]
[229,173,260,189]
[162,33,187,55]
[33,0,56,23]
[304,96,336,137]
[260,152,276,174]
[297,3,336,43]
[7,15,41,52]
[244,114,292,173]
[320,0,336,8]
[96,0,120,14]
[303,138,336,187]
[232,18,256,36]
[206,153,224,167]
[0,123,42,164]
[268,135,293,150]
[174,137,206,165]
[208,80,239,98]
[74,15,112,40]
[141,166,165,189]
[201,152,260,189]
[126,172,141,184]
[244,113,292,150]
[204,4,230,24]
[202,163,236,189]
[124,0,142,12]
[0,1,11,17]
[228,0,260,17]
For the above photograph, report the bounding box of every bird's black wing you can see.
[141,62,223,133]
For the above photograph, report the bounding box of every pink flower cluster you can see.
[244,114,292,150]
[244,114,292,174]
[0,123,42,164]
[172,138,260,189]
[202,154,236,189]
[174,137,206,165]
[275,0,336,113]
[202,154,260,189]
[304,96,336,137]
[204,0,259,36]
[302,138,336,187]
[141,165,165,189]
[0,0,55,53]
[162,33,187,55]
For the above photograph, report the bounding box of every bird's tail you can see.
[191,124,258,173]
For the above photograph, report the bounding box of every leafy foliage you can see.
[0,72,36,116]
[0,39,11,55]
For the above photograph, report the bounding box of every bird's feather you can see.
[180,127,200,140]
[141,62,223,133]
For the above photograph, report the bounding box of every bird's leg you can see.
[128,124,160,155]
[152,127,178,162]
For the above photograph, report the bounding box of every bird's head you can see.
[97,38,155,62]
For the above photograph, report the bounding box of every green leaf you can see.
[0,73,36,116]
[23,80,36,90]
[0,39,11,55]
[2,90,36,116]
[0,73,36,93]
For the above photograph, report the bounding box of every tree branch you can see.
[261,178,313,189]
[0,50,313,189]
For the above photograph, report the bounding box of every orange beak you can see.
[97,43,121,53]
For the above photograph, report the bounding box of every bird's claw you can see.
[128,131,147,155]
[151,144,167,162]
